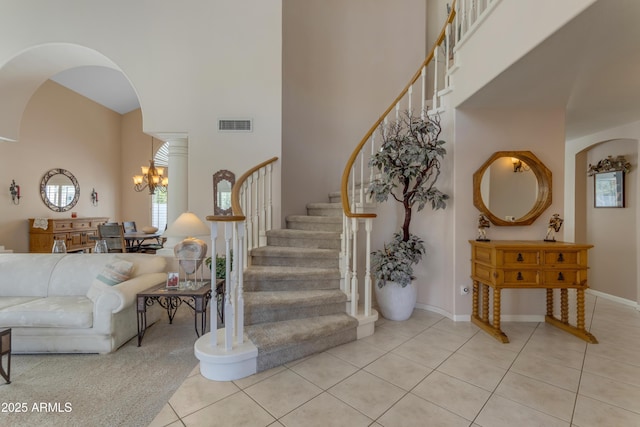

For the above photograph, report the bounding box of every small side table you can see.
[136,280,224,346]
[0,328,11,384]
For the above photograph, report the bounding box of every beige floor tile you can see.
[244,370,322,419]
[377,392,469,427]
[168,374,241,418]
[279,392,373,427]
[328,370,405,419]
[494,371,576,422]
[414,327,470,352]
[475,395,569,427]
[363,352,432,391]
[289,352,359,389]
[412,371,491,421]
[232,366,287,389]
[269,422,285,427]
[431,317,480,339]
[586,341,640,368]
[360,325,412,351]
[391,337,453,369]
[572,395,640,427]
[437,352,507,391]
[583,352,640,388]
[579,371,640,414]
[457,334,520,369]
[148,403,179,427]
[325,339,386,368]
[519,337,585,370]
[511,352,581,392]
[182,391,275,427]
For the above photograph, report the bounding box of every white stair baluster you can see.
[350,217,358,317]
[209,220,218,347]
[364,218,372,317]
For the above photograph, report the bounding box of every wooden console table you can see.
[29,217,109,253]
[469,240,597,344]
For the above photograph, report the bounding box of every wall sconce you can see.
[511,157,530,173]
[9,180,20,205]
[91,188,99,207]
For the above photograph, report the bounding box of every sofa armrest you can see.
[89,272,167,314]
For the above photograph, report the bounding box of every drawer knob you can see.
[517,272,524,281]
[557,253,564,262]
[557,272,565,281]
[517,253,524,262]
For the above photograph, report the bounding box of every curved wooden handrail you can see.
[207,156,279,223]
[341,1,456,218]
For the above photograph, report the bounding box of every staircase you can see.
[243,198,358,372]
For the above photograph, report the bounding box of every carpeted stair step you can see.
[246,313,358,372]
[306,202,343,217]
[266,229,341,249]
[286,215,342,232]
[250,246,339,269]
[243,266,340,291]
[244,289,347,325]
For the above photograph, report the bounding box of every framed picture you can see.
[166,272,179,289]
[594,171,624,208]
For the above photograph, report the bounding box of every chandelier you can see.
[133,137,168,194]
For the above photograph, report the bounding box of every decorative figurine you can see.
[544,213,564,242]
[476,213,491,241]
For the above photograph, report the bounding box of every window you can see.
[151,142,169,231]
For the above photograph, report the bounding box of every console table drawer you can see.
[542,270,579,285]
[53,221,74,231]
[503,250,539,266]
[503,269,538,285]
[544,251,579,265]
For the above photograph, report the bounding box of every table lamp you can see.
[163,212,210,289]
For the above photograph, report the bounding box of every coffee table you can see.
[136,280,223,346]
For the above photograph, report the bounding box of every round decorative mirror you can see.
[213,169,235,215]
[473,151,552,226]
[40,168,80,212]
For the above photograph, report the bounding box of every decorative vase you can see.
[374,280,417,321]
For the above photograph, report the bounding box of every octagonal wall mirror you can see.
[213,169,235,215]
[40,168,80,212]
[473,151,552,226]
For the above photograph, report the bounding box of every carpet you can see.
[0,308,201,427]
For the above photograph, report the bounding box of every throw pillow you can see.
[95,259,134,286]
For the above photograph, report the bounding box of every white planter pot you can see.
[374,280,417,321]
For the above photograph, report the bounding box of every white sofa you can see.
[0,253,167,354]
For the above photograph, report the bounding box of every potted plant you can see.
[368,111,449,320]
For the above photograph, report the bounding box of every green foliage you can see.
[368,111,449,286]
[371,232,425,287]
[205,251,233,279]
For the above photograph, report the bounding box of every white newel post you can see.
[365,218,372,317]
[224,222,233,351]
[236,222,245,344]
[209,220,218,347]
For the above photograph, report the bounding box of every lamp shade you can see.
[163,212,210,237]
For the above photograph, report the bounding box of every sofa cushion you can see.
[95,259,134,286]
[0,296,93,328]
[0,254,63,297]
[0,297,42,310]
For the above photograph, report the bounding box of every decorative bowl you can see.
[142,226,159,234]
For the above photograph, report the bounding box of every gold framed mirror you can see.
[40,168,80,212]
[473,151,552,226]
[213,169,235,215]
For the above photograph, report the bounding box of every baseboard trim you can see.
[587,289,639,310]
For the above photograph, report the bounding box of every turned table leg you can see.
[492,288,501,332]
[482,284,489,323]
[472,280,479,318]
[576,288,585,331]
[560,288,569,323]
[546,289,554,317]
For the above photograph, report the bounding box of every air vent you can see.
[218,119,252,132]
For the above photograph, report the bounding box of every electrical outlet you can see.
[460,285,469,295]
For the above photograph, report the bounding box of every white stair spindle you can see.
[259,169,267,246]
[350,165,356,212]
[359,151,364,207]
[433,47,439,110]
[408,85,413,117]
[209,220,218,347]
[395,102,400,121]
[350,218,358,317]
[364,218,372,317]
[343,216,352,296]
[253,172,259,247]
[224,221,233,351]
[244,181,253,252]
[421,66,426,118]
[266,163,273,233]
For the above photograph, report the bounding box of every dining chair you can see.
[97,224,127,253]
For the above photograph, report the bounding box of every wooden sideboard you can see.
[469,240,597,344]
[29,217,110,253]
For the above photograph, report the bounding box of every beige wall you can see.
[0,81,122,252]
[282,0,427,219]
[453,108,566,317]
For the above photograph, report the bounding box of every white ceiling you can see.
[50,66,140,115]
